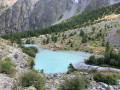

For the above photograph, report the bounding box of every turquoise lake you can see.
[24,45,91,73]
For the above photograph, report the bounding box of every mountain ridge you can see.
[0,0,120,34]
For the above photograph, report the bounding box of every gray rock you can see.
[101,83,108,88]
[107,86,114,90]
[24,86,36,90]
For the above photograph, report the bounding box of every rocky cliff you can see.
[0,0,120,34]
[0,0,17,14]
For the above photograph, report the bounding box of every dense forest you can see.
[1,3,120,43]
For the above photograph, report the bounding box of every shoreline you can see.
[76,62,120,71]
[24,44,120,73]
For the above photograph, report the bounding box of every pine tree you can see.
[67,63,77,74]
[80,30,85,37]
[30,60,35,69]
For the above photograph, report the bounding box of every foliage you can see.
[80,30,85,37]
[2,3,120,43]
[58,14,63,20]
[88,68,98,74]
[4,57,11,62]
[94,73,118,85]
[30,60,35,69]
[14,54,18,59]
[20,70,45,90]
[0,60,15,75]
[59,76,90,90]
[85,44,120,68]
[82,35,88,43]
[22,46,38,58]
[117,29,120,34]
[67,63,77,74]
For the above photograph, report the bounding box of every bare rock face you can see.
[0,0,73,34]
[0,0,17,14]
[0,74,14,90]
[0,0,120,34]
[105,26,120,47]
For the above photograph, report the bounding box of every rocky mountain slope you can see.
[0,0,17,14]
[0,0,120,34]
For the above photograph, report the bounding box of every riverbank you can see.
[75,62,120,72]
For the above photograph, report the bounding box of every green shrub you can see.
[82,36,87,43]
[94,73,118,85]
[30,60,35,69]
[4,57,11,61]
[117,29,120,34]
[14,54,18,59]
[20,70,45,90]
[0,60,15,75]
[80,30,85,37]
[29,46,38,53]
[22,46,38,58]
[59,76,90,90]
[88,68,98,74]
[27,57,35,69]
[67,63,77,74]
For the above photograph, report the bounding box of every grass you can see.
[94,73,118,85]
[99,70,120,79]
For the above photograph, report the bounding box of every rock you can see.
[101,83,108,88]
[24,86,36,90]
[0,46,4,50]
[107,86,114,90]
[0,74,14,90]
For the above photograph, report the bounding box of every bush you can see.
[82,36,87,43]
[94,73,118,85]
[29,46,38,53]
[85,51,120,68]
[59,76,90,90]
[85,55,96,64]
[67,63,77,74]
[30,60,35,69]
[80,30,85,37]
[0,60,15,75]
[27,57,35,69]
[4,57,11,61]
[20,70,45,90]
[14,54,18,59]
[88,68,98,74]
[22,46,38,58]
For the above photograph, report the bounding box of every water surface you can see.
[24,45,91,73]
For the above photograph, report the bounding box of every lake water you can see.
[24,45,91,73]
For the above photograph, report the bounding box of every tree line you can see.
[2,3,120,43]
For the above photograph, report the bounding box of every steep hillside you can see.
[0,0,120,34]
[0,0,17,14]
[0,0,73,34]
[2,3,120,40]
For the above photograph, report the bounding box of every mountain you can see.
[0,0,120,34]
[0,0,17,14]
